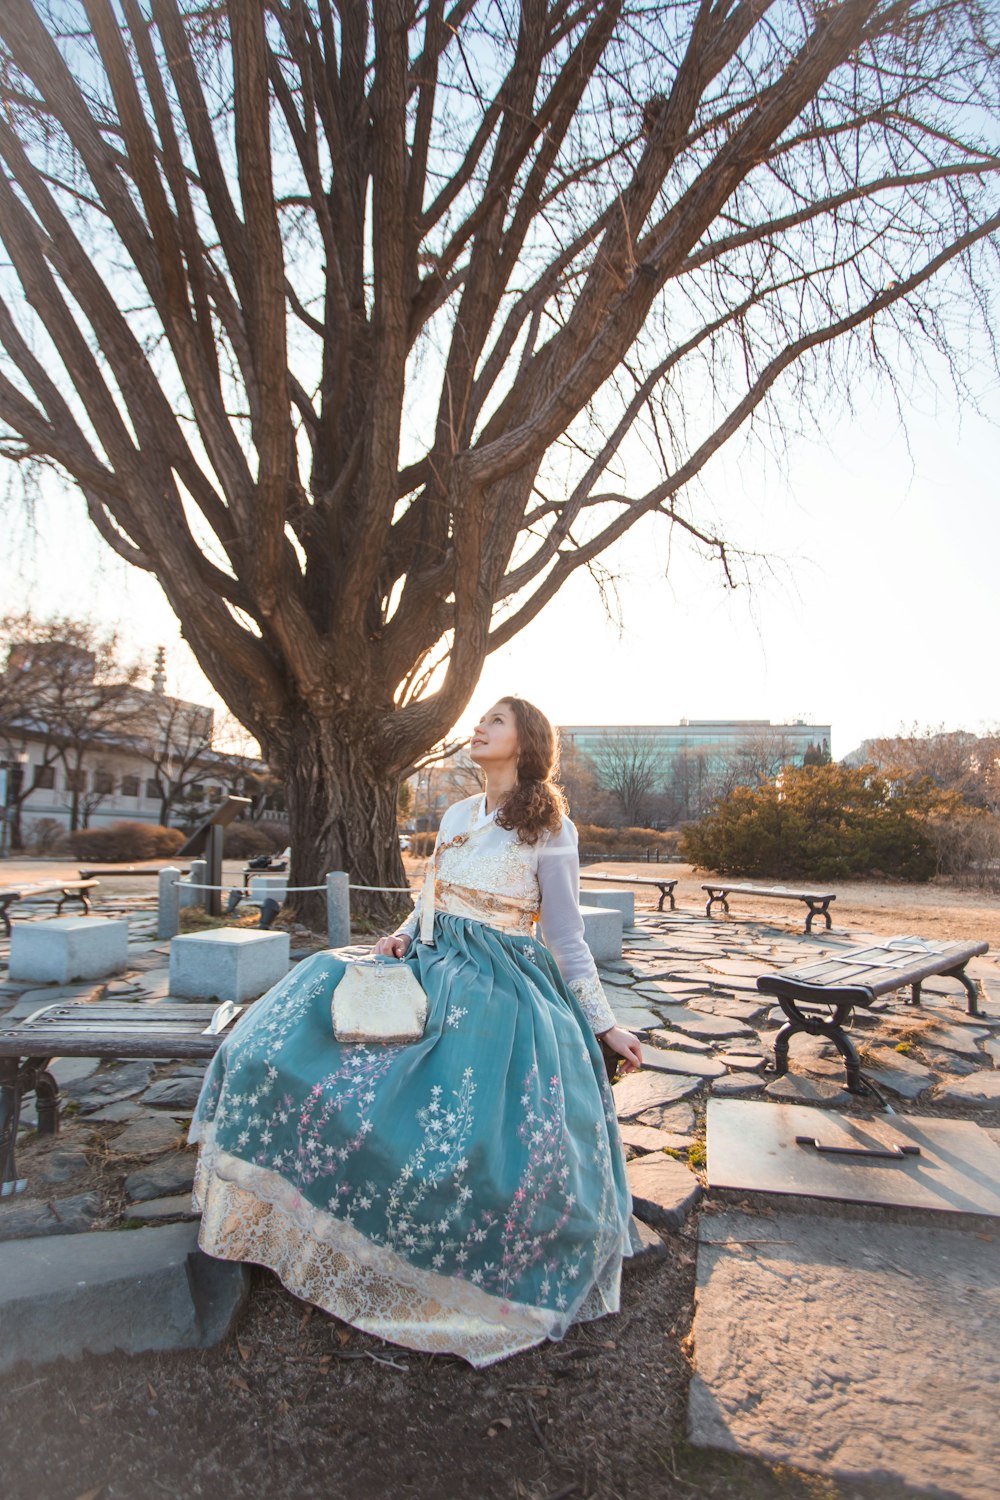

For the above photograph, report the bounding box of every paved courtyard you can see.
[1,886,999,1497]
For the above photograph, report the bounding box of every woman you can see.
[189,697,642,1367]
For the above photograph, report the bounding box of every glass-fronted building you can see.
[560,719,831,768]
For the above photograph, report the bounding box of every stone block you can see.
[9,917,129,984]
[169,927,291,1002]
[578,905,623,963]
[581,889,635,925]
[248,875,288,903]
[0,1221,249,1373]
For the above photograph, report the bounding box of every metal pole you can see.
[326,871,350,948]
[157,866,181,940]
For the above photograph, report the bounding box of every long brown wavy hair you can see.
[492,696,568,845]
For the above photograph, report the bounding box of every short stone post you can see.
[326,871,350,948]
[180,858,208,910]
[158,866,181,940]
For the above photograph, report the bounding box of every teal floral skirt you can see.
[189,914,633,1366]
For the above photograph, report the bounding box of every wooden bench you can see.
[757,937,990,1098]
[0,879,100,938]
[703,882,835,932]
[580,873,678,911]
[0,999,244,1196]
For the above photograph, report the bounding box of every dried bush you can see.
[577,825,680,860]
[223,823,281,859]
[70,821,185,862]
[926,813,1000,894]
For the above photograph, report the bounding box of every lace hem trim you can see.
[193,1136,625,1368]
[568,974,617,1034]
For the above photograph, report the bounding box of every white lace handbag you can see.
[332,958,428,1044]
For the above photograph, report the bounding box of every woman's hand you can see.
[599,1025,643,1074]
[372,933,411,958]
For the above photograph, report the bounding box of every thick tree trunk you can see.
[281,716,412,934]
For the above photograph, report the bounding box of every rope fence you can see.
[156,866,417,946]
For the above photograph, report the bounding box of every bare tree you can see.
[0,614,144,833]
[127,691,217,825]
[863,723,1000,810]
[707,729,797,800]
[589,732,667,826]
[0,3,998,915]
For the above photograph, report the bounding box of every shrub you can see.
[223,823,278,859]
[407,831,437,857]
[25,817,70,855]
[577,824,681,860]
[679,763,945,882]
[70,821,185,862]
[926,810,1000,893]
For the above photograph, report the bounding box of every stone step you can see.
[0,1220,249,1375]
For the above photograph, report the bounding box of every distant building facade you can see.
[560,719,831,768]
[561,718,832,824]
[1,643,269,843]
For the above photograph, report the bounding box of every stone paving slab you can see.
[689,1208,1000,1500]
[707,1100,1000,1215]
[935,1071,1000,1105]
[613,1070,703,1117]
[0,1220,249,1374]
[627,1155,701,1230]
[0,1192,100,1242]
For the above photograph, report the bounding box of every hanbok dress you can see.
[189,793,632,1367]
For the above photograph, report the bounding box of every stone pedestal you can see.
[9,917,129,984]
[581,889,636,925]
[248,875,288,903]
[169,928,290,1002]
[579,904,623,962]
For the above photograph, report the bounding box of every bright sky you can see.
[3,364,997,763]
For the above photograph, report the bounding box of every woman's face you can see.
[469,701,519,770]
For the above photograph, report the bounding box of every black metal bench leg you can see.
[705,892,729,918]
[0,1056,26,1196]
[944,964,980,1017]
[771,1019,798,1076]
[909,981,922,1006]
[826,1006,864,1093]
[804,900,832,934]
[32,1064,60,1136]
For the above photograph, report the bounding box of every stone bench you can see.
[580,904,623,963]
[247,875,288,904]
[580,888,636,926]
[169,927,291,1003]
[8,916,128,984]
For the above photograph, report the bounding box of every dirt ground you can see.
[1,860,992,1500]
[583,860,1000,950]
[1,1231,928,1500]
